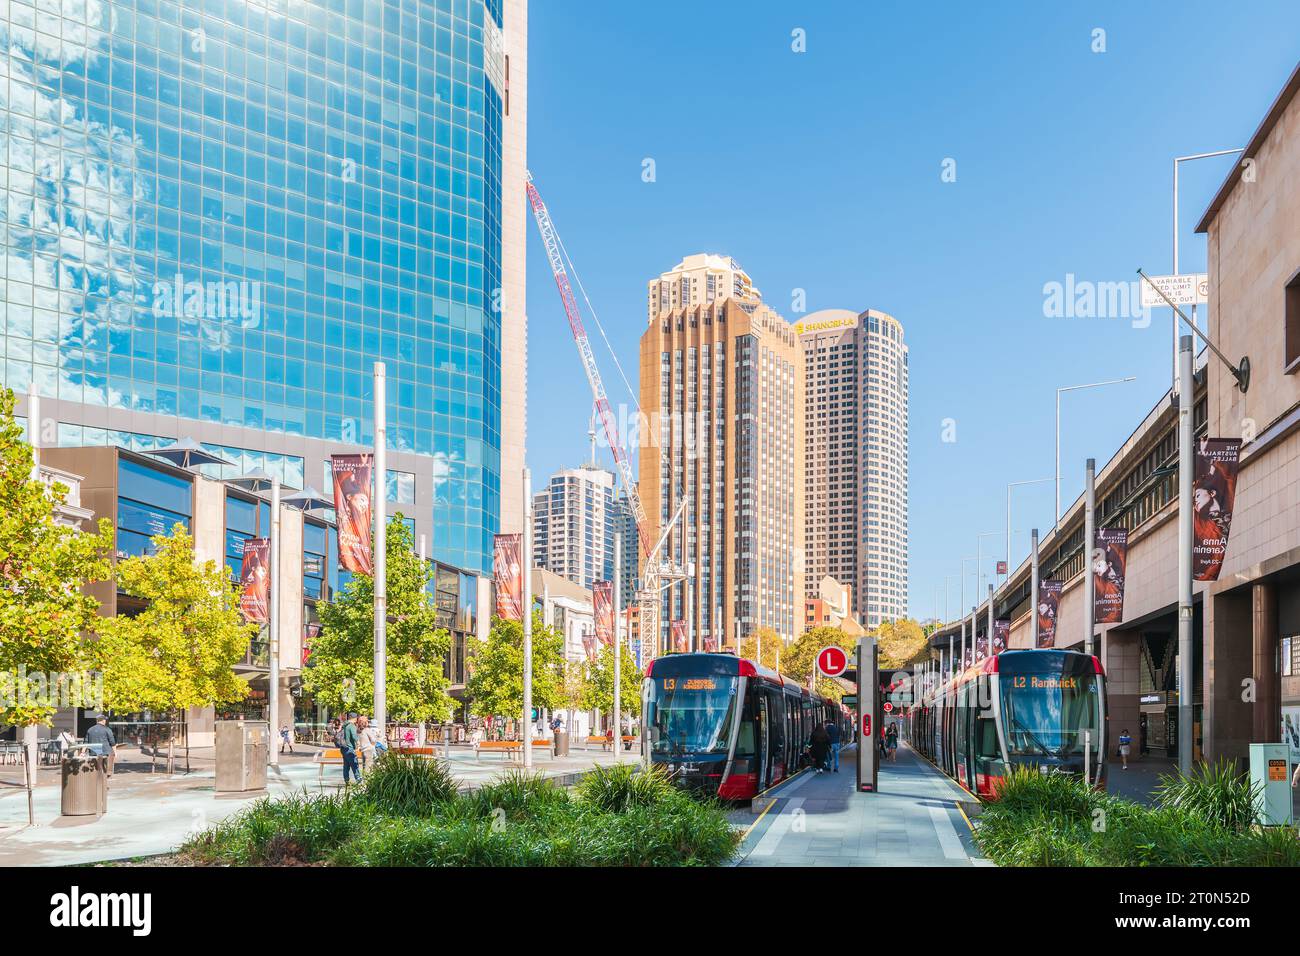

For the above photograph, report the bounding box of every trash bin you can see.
[61,745,108,817]
[553,730,569,757]
[215,720,269,792]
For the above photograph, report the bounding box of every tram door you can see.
[757,694,772,790]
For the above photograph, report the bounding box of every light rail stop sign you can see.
[817,646,848,678]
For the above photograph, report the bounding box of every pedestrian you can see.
[279,724,294,754]
[356,715,378,772]
[334,712,361,785]
[85,716,117,776]
[1117,728,1132,770]
[56,728,76,753]
[825,718,841,773]
[885,722,899,762]
[809,722,831,774]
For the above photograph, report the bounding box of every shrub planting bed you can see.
[178,757,739,867]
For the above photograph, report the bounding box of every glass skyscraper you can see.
[0,0,527,575]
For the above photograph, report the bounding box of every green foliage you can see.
[0,389,113,726]
[580,643,642,718]
[465,609,565,718]
[304,516,453,723]
[977,766,1300,867]
[781,626,854,700]
[360,752,459,816]
[182,765,740,867]
[737,629,782,670]
[1154,759,1260,831]
[874,618,930,669]
[97,525,254,714]
[576,762,674,813]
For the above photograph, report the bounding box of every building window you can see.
[1286,267,1300,373]
[116,458,193,560]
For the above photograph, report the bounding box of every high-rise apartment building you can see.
[3,0,528,576]
[614,488,639,607]
[531,464,616,591]
[799,308,909,629]
[640,264,803,652]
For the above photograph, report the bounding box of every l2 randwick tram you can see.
[642,653,851,800]
[902,649,1107,798]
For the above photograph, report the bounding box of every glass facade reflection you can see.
[1,0,511,574]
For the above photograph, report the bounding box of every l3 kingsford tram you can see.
[643,653,851,800]
[903,649,1108,798]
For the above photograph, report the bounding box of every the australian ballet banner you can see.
[238,537,270,623]
[593,581,614,646]
[993,619,1009,655]
[1092,527,1129,625]
[492,533,524,622]
[1193,438,1242,582]
[1036,580,1063,648]
[331,454,374,574]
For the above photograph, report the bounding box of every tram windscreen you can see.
[645,674,739,756]
[1000,670,1101,757]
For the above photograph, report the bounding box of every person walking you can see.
[1117,728,1132,770]
[809,722,831,774]
[356,716,378,772]
[885,722,899,762]
[825,718,841,773]
[85,716,117,776]
[279,724,294,755]
[334,713,361,785]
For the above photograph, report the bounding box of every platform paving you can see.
[734,742,989,867]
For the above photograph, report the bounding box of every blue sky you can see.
[521,1,1298,623]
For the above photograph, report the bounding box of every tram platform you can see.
[733,741,990,867]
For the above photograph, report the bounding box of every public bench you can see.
[584,736,637,751]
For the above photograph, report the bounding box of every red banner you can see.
[492,533,524,621]
[993,619,1010,655]
[239,537,270,623]
[302,622,322,666]
[593,581,614,646]
[581,628,597,662]
[1037,580,1062,648]
[1193,438,1242,581]
[331,454,373,574]
[1092,527,1129,625]
[671,619,688,653]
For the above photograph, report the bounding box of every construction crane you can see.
[524,170,687,663]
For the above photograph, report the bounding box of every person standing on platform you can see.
[1117,728,1132,770]
[809,722,831,774]
[825,718,841,773]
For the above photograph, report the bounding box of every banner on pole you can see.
[331,454,374,574]
[581,628,597,662]
[993,619,1010,655]
[1092,527,1129,625]
[239,537,271,623]
[1193,437,1242,582]
[976,634,989,660]
[492,533,524,621]
[302,622,322,666]
[593,581,614,646]
[1036,580,1063,648]
[671,619,687,653]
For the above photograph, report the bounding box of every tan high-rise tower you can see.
[799,309,909,630]
[639,258,803,653]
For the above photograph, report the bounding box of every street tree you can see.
[97,526,255,768]
[466,608,565,724]
[780,626,855,700]
[581,643,641,730]
[304,516,453,724]
[737,628,782,669]
[0,388,113,809]
[876,618,930,670]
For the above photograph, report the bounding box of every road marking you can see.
[749,796,805,857]
[927,802,968,860]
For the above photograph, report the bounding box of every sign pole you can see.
[613,531,622,762]
[1177,335,1195,776]
[522,467,533,768]
[856,636,878,793]
[1030,529,1040,648]
[1083,458,1095,658]
[269,475,281,768]
[373,362,387,741]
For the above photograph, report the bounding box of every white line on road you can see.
[927,802,968,860]
[749,796,805,857]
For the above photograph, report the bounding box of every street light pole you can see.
[373,362,387,741]
[1177,336,1195,775]
[1056,378,1136,524]
[522,467,533,768]
[1083,458,1096,658]
[1030,528,1040,649]
[268,475,281,768]
[1173,149,1243,394]
[613,531,622,762]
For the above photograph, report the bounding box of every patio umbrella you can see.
[282,486,334,512]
